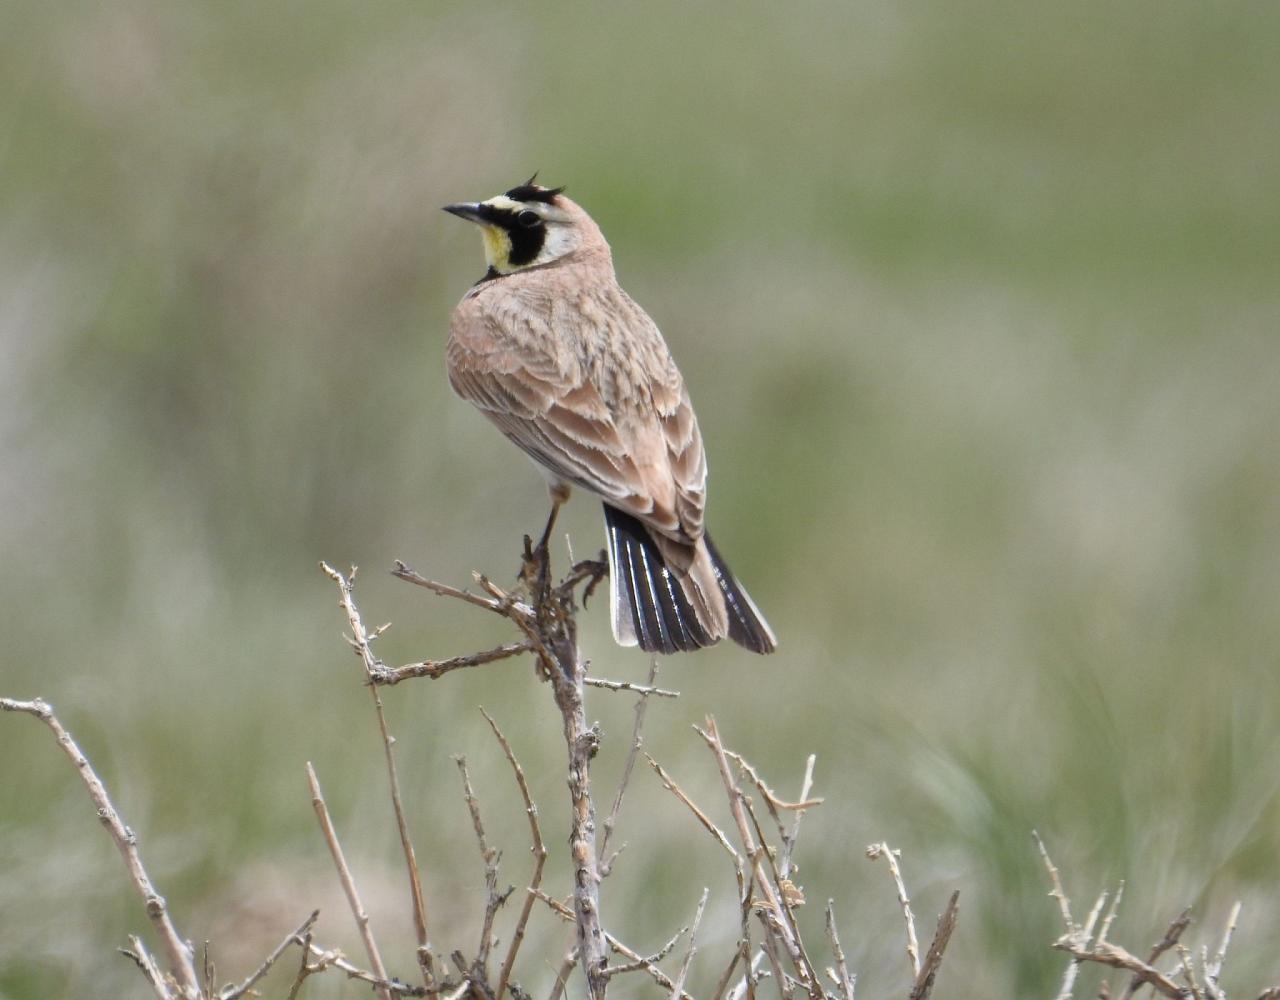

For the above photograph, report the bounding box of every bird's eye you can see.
[516,210,541,228]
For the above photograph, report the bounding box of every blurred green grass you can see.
[3,0,1279,996]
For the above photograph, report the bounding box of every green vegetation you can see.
[2,1,1278,996]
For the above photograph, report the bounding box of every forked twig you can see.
[481,707,548,1000]
[392,560,528,618]
[321,563,434,986]
[371,643,534,685]
[532,889,698,1000]
[670,889,711,1000]
[296,939,429,997]
[454,754,507,976]
[824,901,855,1000]
[699,717,815,995]
[600,658,662,874]
[1054,940,1190,998]
[218,910,320,1000]
[120,934,173,999]
[2,697,201,998]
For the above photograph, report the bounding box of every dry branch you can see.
[454,752,511,984]
[306,761,394,1000]
[909,891,959,1000]
[600,658,661,875]
[823,902,854,1000]
[321,562,435,987]
[371,642,535,685]
[670,889,711,1000]
[1,697,201,998]
[1033,832,1277,1000]
[866,842,920,980]
[393,544,611,1000]
[217,910,319,1000]
[481,708,548,1000]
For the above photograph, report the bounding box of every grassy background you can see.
[2,0,1279,996]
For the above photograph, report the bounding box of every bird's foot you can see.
[519,533,554,605]
[568,555,609,608]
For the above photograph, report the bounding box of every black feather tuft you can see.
[505,176,565,203]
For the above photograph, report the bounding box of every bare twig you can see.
[285,931,321,1000]
[218,910,320,1000]
[297,939,429,997]
[727,751,824,817]
[866,842,921,980]
[2,697,201,998]
[455,754,506,977]
[1120,907,1192,1000]
[753,914,792,1000]
[1204,901,1242,994]
[712,946,744,1000]
[670,889,711,1000]
[532,889,697,1000]
[909,890,960,1000]
[481,708,548,1000]
[602,926,685,979]
[371,642,534,685]
[647,752,741,864]
[699,717,814,996]
[1098,882,1125,947]
[548,946,579,1000]
[583,676,680,698]
[824,901,855,1000]
[120,934,174,1000]
[1053,939,1190,999]
[780,755,818,877]
[203,942,216,999]
[395,540,610,999]
[740,791,820,992]
[1058,888,1111,1000]
[600,658,661,875]
[320,563,435,987]
[392,560,527,618]
[305,761,393,1000]
[1034,830,1077,934]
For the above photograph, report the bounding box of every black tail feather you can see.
[603,505,775,655]
[604,505,714,654]
[703,532,778,655]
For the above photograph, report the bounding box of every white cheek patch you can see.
[533,224,581,265]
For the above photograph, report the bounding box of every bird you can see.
[443,176,776,656]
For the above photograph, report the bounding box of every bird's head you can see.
[443,176,603,276]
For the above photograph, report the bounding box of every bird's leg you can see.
[535,484,570,555]
[522,483,571,601]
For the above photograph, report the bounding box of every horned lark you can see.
[443,178,776,655]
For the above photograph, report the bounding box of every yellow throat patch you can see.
[480,225,513,272]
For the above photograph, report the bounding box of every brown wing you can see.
[447,276,706,544]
